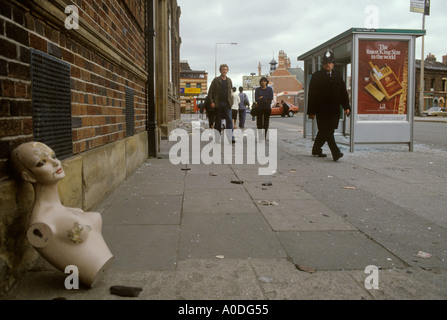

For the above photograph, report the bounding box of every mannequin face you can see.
[16,142,65,184]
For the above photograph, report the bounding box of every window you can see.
[31,49,72,159]
[186,83,191,88]
[197,83,201,89]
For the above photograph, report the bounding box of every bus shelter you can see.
[298,28,425,152]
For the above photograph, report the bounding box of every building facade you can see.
[415,53,447,112]
[268,50,304,108]
[156,0,181,136]
[0,0,180,293]
[269,51,304,91]
[179,60,207,113]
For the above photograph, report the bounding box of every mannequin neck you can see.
[32,183,62,207]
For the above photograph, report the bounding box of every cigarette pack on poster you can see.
[368,62,404,100]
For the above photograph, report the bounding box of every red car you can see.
[271,102,299,117]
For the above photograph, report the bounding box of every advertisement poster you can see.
[357,40,409,121]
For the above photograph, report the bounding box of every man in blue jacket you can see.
[307,49,351,161]
[238,86,250,129]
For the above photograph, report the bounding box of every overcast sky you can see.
[177,0,446,89]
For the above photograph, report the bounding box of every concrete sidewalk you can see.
[5,115,447,300]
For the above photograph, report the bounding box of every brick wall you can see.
[0,0,147,181]
[0,0,152,293]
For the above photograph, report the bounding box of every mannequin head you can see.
[11,142,65,185]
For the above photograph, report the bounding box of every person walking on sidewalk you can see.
[208,64,235,143]
[231,87,240,129]
[255,76,273,140]
[307,49,350,161]
[198,101,205,119]
[238,86,250,129]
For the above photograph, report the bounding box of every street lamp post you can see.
[419,13,425,116]
[215,42,237,78]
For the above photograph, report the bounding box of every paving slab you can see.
[288,164,447,270]
[184,172,242,189]
[103,225,179,271]
[178,211,286,260]
[243,181,313,201]
[258,199,357,232]
[231,167,288,182]
[118,177,185,196]
[249,258,372,300]
[102,194,182,225]
[330,164,447,227]
[188,163,236,175]
[173,259,265,300]
[182,188,259,214]
[277,231,406,270]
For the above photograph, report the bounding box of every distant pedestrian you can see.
[281,100,289,117]
[198,101,205,119]
[238,87,250,129]
[255,76,273,140]
[307,49,350,161]
[231,87,240,129]
[208,64,234,143]
[204,95,215,129]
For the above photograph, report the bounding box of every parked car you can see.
[422,107,445,116]
[433,107,447,117]
[271,102,299,117]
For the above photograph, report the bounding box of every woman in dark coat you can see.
[255,76,274,140]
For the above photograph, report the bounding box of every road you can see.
[413,120,447,151]
[268,113,447,151]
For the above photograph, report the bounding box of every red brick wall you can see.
[0,0,147,180]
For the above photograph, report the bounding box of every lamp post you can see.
[215,42,237,78]
[418,12,425,116]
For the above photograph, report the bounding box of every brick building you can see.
[267,50,304,108]
[415,53,447,112]
[0,0,180,292]
[179,60,207,113]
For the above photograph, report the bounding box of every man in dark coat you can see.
[208,64,234,142]
[307,49,351,161]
